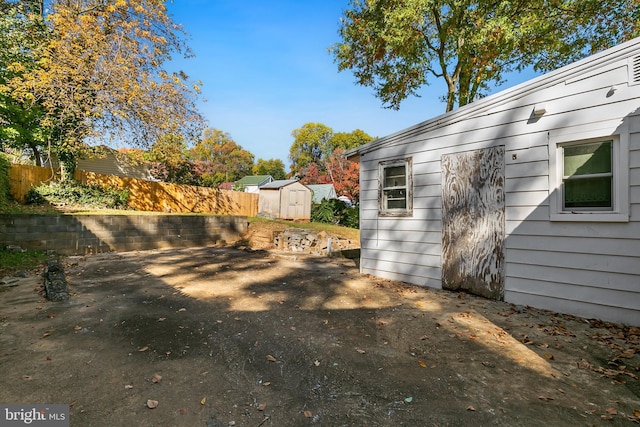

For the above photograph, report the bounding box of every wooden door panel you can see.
[441,146,505,300]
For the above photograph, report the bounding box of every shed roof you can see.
[307,184,337,203]
[235,175,273,186]
[260,179,303,189]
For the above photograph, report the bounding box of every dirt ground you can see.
[1,242,639,426]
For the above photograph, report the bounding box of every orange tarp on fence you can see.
[8,164,259,216]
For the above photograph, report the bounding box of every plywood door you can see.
[441,146,505,300]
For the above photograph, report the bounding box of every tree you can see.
[325,148,360,202]
[2,0,204,178]
[0,1,50,165]
[146,134,196,185]
[253,158,286,180]
[289,123,373,177]
[332,0,640,112]
[289,122,333,176]
[190,128,254,186]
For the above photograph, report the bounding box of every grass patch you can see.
[0,248,48,278]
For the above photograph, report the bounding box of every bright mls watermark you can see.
[0,405,68,427]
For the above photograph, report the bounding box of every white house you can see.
[346,38,640,326]
[235,175,274,193]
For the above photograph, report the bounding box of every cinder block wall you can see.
[0,214,248,255]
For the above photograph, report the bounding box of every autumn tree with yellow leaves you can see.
[1,0,204,178]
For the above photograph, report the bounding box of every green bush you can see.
[0,153,11,206]
[25,181,129,209]
[311,198,359,229]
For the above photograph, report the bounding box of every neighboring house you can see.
[346,38,640,326]
[76,148,154,180]
[235,175,274,193]
[307,184,337,204]
[258,179,312,220]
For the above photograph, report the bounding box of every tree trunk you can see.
[30,144,42,166]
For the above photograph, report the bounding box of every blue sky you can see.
[166,1,535,171]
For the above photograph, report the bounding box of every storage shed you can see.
[346,38,640,326]
[258,179,312,220]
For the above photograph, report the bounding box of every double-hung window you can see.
[562,140,613,210]
[550,130,629,222]
[379,158,412,216]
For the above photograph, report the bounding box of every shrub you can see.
[0,153,11,206]
[311,198,359,229]
[25,181,130,209]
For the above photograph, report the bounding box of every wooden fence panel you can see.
[8,164,60,203]
[7,164,258,216]
[76,170,259,216]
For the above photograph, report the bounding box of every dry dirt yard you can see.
[1,243,639,426]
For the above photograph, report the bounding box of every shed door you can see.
[441,146,505,300]
[287,190,307,219]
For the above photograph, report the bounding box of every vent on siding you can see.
[630,55,640,85]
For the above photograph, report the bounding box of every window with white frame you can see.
[550,131,629,222]
[379,158,412,216]
[562,140,613,210]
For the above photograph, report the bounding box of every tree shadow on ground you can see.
[0,247,637,426]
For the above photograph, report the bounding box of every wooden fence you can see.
[8,164,60,203]
[8,164,259,216]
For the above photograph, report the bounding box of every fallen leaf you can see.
[466,405,476,411]
[46,356,52,361]
[138,346,149,352]
[420,335,428,340]
[303,410,313,418]
[418,360,427,368]
[124,385,133,389]
[74,325,82,331]
[606,408,618,415]
[151,373,162,383]
[257,403,266,411]
[600,415,613,420]
[266,354,277,362]
[47,313,55,318]
[158,318,166,322]
[22,375,33,381]
[177,308,186,312]
[356,349,366,354]
[538,396,554,401]
[179,407,187,415]
[200,397,206,405]
[633,409,640,418]
[40,333,51,339]
[543,353,554,360]
[262,382,271,387]
[404,397,413,403]
[313,360,321,367]
[146,400,158,409]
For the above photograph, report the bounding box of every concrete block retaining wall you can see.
[0,214,248,255]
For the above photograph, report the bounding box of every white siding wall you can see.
[359,53,640,325]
